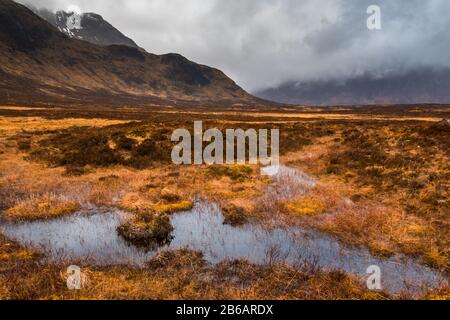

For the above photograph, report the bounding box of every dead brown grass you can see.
[278,121,449,271]
[4,193,79,222]
[0,107,448,300]
[0,235,390,300]
[0,116,129,135]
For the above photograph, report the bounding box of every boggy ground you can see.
[0,104,448,300]
[0,236,389,300]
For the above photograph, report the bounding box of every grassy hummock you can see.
[117,214,174,248]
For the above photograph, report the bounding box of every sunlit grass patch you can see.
[4,193,79,222]
[284,196,327,216]
[149,201,193,215]
[406,224,428,237]
[367,241,395,258]
[159,188,181,203]
[423,247,448,270]
[0,116,130,134]
[120,192,149,212]
[120,188,193,215]
[0,249,38,262]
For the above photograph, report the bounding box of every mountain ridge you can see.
[256,68,450,106]
[27,4,141,49]
[0,0,260,106]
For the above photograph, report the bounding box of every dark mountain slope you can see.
[0,0,258,106]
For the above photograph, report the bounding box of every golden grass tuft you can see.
[149,201,194,215]
[117,215,174,247]
[423,247,448,270]
[0,249,38,262]
[285,196,327,216]
[159,188,181,203]
[120,192,149,212]
[4,193,79,222]
[120,191,193,215]
[367,241,395,258]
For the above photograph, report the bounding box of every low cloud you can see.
[21,0,450,91]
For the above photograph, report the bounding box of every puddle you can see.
[0,165,447,295]
[0,210,152,266]
[1,201,446,294]
[171,202,446,294]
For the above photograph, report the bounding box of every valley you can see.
[0,0,448,302]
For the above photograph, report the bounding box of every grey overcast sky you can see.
[19,0,450,92]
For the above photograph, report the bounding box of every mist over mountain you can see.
[26,4,140,49]
[19,0,450,106]
[6,0,450,106]
[19,0,450,97]
[0,0,258,106]
[256,68,450,105]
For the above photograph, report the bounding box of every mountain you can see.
[256,68,450,106]
[0,0,258,106]
[27,4,140,49]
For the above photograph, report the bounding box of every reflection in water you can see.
[172,202,446,294]
[1,210,152,265]
[0,165,447,295]
[0,201,446,294]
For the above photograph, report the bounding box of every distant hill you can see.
[256,68,450,105]
[0,0,259,106]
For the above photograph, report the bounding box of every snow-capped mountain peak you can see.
[27,5,140,49]
[61,11,83,31]
[56,11,83,38]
